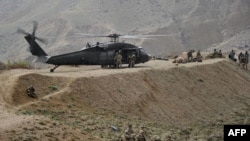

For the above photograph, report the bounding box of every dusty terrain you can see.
[1,1,250,140]
[0,58,250,141]
[0,0,250,61]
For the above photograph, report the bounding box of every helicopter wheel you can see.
[50,65,60,72]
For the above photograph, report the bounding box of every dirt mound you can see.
[7,60,250,125]
[67,61,250,125]
[1,59,250,140]
[8,73,71,105]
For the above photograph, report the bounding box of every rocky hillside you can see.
[0,0,250,61]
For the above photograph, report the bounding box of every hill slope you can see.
[0,59,250,140]
[0,0,250,61]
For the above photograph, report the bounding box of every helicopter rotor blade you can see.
[75,33,104,36]
[32,21,38,36]
[17,28,29,36]
[18,21,48,45]
[119,35,151,40]
[35,36,48,45]
[125,34,181,37]
[73,33,180,40]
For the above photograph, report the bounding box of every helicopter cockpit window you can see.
[139,48,147,56]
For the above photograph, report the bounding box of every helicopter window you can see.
[139,48,146,52]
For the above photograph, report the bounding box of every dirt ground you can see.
[0,58,250,141]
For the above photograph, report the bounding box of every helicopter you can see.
[17,21,172,72]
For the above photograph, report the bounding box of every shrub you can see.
[48,85,58,91]
[6,60,32,69]
[0,61,6,70]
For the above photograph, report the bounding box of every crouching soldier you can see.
[121,124,136,141]
[136,126,146,141]
[26,85,37,98]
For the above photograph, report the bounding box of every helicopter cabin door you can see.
[97,49,115,65]
[121,49,139,64]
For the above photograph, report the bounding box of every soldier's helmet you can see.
[128,123,132,128]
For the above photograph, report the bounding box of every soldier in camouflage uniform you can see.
[228,50,236,61]
[136,125,146,141]
[128,52,136,68]
[26,85,37,98]
[195,50,202,62]
[187,50,194,62]
[114,52,122,68]
[218,50,222,58]
[245,50,249,64]
[123,124,136,141]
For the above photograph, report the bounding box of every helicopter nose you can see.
[147,53,152,60]
[142,53,151,62]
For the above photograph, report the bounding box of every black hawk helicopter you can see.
[17,21,169,72]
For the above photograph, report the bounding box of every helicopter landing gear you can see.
[50,65,60,72]
[101,65,114,69]
[101,65,108,68]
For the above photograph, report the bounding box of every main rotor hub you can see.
[107,33,121,43]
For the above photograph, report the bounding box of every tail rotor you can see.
[17,21,48,45]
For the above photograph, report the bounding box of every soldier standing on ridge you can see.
[245,50,249,63]
[238,52,244,62]
[114,52,122,68]
[229,50,236,61]
[187,50,194,62]
[196,50,202,62]
[212,49,218,58]
[128,52,136,68]
[218,49,222,58]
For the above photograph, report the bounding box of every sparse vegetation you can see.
[5,60,32,69]
[48,85,58,91]
[0,61,6,70]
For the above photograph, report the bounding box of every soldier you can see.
[136,125,146,141]
[123,123,135,141]
[212,49,218,58]
[128,52,136,68]
[114,52,122,68]
[218,49,222,58]
[26,85,36,98]
[229,50,236,61]
[245,50,249,63]
[196,50,202,62]
[187,50,194,62]
[238,52,244,61]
